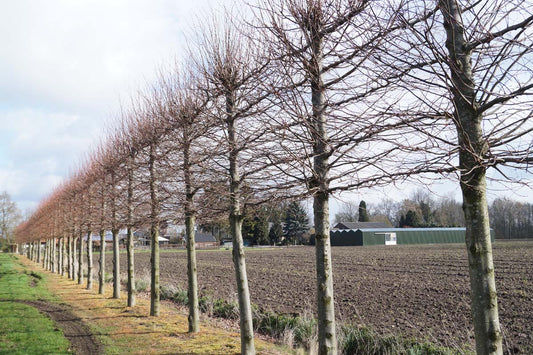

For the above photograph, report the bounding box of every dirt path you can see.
[18,300,103,355]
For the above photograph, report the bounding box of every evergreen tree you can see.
[358,200,369,222]
[404,210,422,227]
[283,201,309,244]
[268,220,283,245]
[253,215,269,245]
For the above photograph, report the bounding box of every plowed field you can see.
[108,241,533,353]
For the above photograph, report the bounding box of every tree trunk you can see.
[440,1,502,353]
[127,226,135,307]
[57,238,62,274]
[61,237,66,276]
[78,231,84,285]
[72,235,78,282]
[149,144,160,316]
[87,230,93,290]
[43,240,47,268]
[51,237,56,273]
[67,236,72,279]
[112,228,120,298]
[184,140,199,333]
[127,158,136,307]
[48,240,52,271]
[99,229,105,295]
[310,11,336,354]
[111,171,120,299]
[37,239,41,264]
[227,94,255,354]
[185,210,199,332]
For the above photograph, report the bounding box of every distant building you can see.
[138,236,169,247]
[333,221,391,230]
[193,232,218,249]
[330,227,495,246]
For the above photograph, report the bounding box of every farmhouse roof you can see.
[138,236,169,242]
[195,232,216,243]
[334,221,390,230]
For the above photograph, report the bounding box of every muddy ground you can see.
[19,300,102,355]
[104,241,533,353]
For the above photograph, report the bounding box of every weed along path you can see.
[13,254,290,355]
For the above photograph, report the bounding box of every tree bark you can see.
[72,235,78,282]
[42,241,46,268]
[67,236,72,279]
[37,239,41,264]
[184,139,199,333]
[126,158,136,307]
[185,205,199,332]
[51,237,56,273]
[112,228,120,298]
[99,191,106,295]
[126,226,135,306]
[227,93,255,354]
[78,231,84,285]
[87,230,93,290]
[149,143,160,316]
[57,238,62,274]
[310,8,336,353]
[111,171,120,299]
[440,1,503,353]
[61,237,66,276]
[99,229,106,295]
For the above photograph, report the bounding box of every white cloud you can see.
[0,0,233,210]
[0,0,230,114]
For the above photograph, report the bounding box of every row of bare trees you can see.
[16,1,532,354]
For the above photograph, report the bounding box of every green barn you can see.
[330,227,495,246]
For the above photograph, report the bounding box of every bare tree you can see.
[159,67,213,332]
[0,191,21,248]
[392,1,533,353]
[190,11,283,352]
[255,1,416,352]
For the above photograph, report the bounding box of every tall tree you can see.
[257,1,410,352]
[395,1,533,352]
[283,201,309,244]
[0,191,21,248]
[191,11,281,353]
[358,200,369,222]
[334,201,359,224]
[159,68,213,332]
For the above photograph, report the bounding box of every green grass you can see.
[0,253,71,354]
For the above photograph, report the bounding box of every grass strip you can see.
[0,253,71,355]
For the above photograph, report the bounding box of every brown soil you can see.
[18,300,103,355]
[104,241,533,353]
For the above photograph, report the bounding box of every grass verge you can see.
[18,255,291,354]
[0,253,71,354]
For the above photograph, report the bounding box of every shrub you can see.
[338,324,463,355]
[212,298,239,319]
[135,277,150,293]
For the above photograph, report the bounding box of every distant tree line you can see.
[336,192,533,239]
[489,198,533,239]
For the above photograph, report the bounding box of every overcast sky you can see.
[0,0,531,216]
[0,0,229,213]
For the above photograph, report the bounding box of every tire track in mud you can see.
[17,300,103,355]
